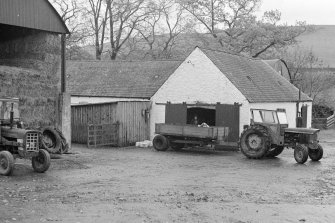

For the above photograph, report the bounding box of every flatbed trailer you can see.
[153,123,230,151]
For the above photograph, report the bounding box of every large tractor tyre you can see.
[32,149,51,173]
[308,144,323,161]
[170,143,184,151]
[0,151,14,176]
[153,135,169,151]
[294,144,309,164]
[41,127,62,154]
[240,125,271,159]
[266,146,285,158]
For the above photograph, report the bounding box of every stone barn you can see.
[0,0,70,139]
[68,47,312,147]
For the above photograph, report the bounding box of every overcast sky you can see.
[257,0,335,25]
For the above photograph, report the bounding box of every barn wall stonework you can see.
[0,31,61,127]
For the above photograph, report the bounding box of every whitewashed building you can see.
[68,47,312,144]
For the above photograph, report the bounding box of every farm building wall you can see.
[150,47,250,139]
[0,31,61,127]
[71,101,150,146]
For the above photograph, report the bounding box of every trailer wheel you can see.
[294,144,308,164]
[308,144,323,161]
[170,143,184,151]
[32,149,51,173]
[266,146,284,157]
[0,151,14,176]
[240,125,270,159]
[153,135,169,151]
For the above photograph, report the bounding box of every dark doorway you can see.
[187,107,216,126]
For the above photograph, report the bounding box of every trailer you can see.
[153,123,230,151]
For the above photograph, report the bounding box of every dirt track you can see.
[1,130,335,223]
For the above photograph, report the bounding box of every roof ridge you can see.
[197,46,261,60]
[67,59,183,63]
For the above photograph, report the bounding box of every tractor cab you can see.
[250,109,288,147]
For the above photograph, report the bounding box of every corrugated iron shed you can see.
[0,0,69,34]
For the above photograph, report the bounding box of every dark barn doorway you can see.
[187,107,216,126]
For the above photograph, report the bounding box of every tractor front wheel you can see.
[240,125,270,159]
[0,151,14,176]
[153,135,169,151]
[32,149,51,173]
[294,144,309,164]
[308,144,323,161]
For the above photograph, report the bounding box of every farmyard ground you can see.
[1,130,335,223]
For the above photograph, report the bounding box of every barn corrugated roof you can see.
[0,0,69,34]
[201,48,312,102]
[67,60,183,99]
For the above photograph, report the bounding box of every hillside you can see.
[81,25,335,67]
[295,25,335,67]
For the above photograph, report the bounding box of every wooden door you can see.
[165,103,187,124]
[215,103,240,142]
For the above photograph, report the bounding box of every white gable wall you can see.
[150,48,250,139]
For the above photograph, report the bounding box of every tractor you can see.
[0,97,50,175]
[240,108,323,164]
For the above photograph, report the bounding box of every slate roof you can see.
[201,48,312,103]
[67,48,312,103]
[67,60,182,99]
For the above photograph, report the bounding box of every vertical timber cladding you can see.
[165,102,187,124]
[71,101,151,146]
[215,103,240,142]
[116,101,151,146]
[71,102,118,144]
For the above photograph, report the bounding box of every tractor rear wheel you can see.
[32,149,51,173]
[308,144,323,161]
[294,144,309,164]
[0,151,14,176]
[266,146,284,158]
[240,125,270,159]
[153,135,169,151]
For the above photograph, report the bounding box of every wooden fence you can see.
[312,114,335,129]
[71,101,150,146]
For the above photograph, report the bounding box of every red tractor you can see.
[0,98,50,176]
[240,109,323,164]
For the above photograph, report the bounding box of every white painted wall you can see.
[150,48,250,139]
[71,96,148,105]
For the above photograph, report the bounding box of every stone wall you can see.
[0,31,61,127]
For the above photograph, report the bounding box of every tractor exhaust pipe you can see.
[10,103,14,129]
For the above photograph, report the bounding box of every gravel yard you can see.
[1,130,335,223]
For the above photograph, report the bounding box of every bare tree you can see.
[282,47,335,102]
[179,0,307,58]
[137,0,194,59]
[52,0,92,59]
[106,0,150,60]
[83,0,109,60]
